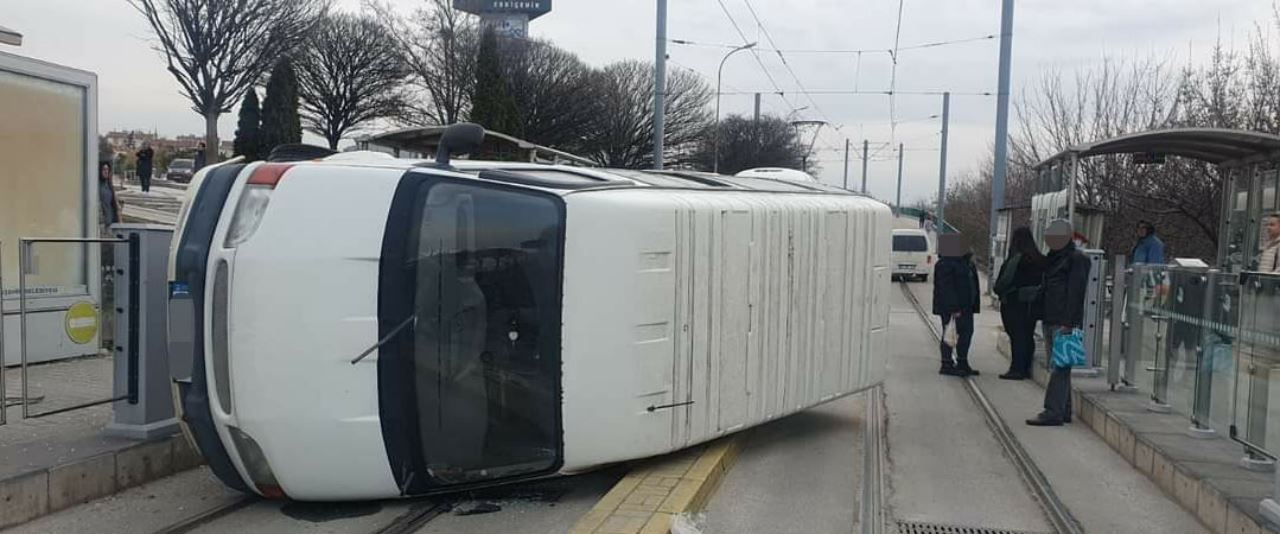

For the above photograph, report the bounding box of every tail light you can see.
[224,164,292,248]
[927,255,933,264]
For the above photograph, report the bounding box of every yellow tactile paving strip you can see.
[568,436,742,534]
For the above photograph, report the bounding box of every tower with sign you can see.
[454,0,551,39]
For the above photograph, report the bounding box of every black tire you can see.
[918,274,929,282]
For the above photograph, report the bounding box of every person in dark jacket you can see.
[98,161,121,229]
[933,233,981,377]
[195,142,207,170]
[135,143,154,193]
[1028,219,1091,426]
[993,227,1046,380]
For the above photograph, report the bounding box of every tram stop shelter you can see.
[356,125,594,166]
[1026,127,1280,271]
[1024,127,1280,528]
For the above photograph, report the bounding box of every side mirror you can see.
[436,123,486,167]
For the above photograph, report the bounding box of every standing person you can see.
[933,233,981,377]
[993,227,1046,380]
[98,161,121,230]
[1028,219,1091,426]
[195,142,207,170]
[918,211,927,228]
[1131,220,1165,265]
[923,214,938,236]
[135,143,154,193]
[1259,213,1280,272]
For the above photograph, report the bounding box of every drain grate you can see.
[895,520,1051,534]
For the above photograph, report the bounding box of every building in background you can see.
[454,0,551,38]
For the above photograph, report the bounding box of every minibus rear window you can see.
[893,235,929,252]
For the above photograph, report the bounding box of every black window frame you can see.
[376,170,567,495]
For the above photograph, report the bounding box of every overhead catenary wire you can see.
[740,0,842,132]
[710,0,804,118]
[668,33,998,54]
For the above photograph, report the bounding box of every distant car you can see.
[735,167,819,184]
[166,158,196,183]
[892,228,933,282]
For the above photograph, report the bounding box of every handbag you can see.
[1051,328,1087,368]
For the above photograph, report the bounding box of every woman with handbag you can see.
[993,227,1046,380]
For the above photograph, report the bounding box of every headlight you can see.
[227,426,285,499]
[224,185,272,248]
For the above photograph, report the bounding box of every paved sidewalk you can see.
[1,356,125,479]
[0,356,198,529]
[905,280,1207,534]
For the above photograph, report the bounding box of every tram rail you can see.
[898,282,1084,534]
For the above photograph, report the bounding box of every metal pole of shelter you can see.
[896,143,905,211]
[653,0,668,170]
[990,0,1014,270]
[937,91,951,231]
[861,140,869,194]
[1068,153,1079,228]
[843,139,850,189]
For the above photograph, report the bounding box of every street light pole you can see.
[714,42,757,174]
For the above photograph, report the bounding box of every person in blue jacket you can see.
[1131,221,1165,264]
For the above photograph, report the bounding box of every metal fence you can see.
[0,236,139,426]
[1107,260,1280,459]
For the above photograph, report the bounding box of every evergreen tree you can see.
[260,58,303,157]
[469,27,521,136]
[233,89,262,161]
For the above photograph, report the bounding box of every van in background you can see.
[892,228,933,282]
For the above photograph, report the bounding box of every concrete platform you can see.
[0,357,195,529]
[903,278,1211,534]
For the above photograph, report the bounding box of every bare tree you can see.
[130,0,330,164]
[373,0,477,126]
[692,114,806,174]
[494,38,602,154]
[295,13,410,149]
[583,60,713,169]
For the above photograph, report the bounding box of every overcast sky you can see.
[4,0,1275,204]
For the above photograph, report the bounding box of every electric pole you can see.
[896,143,904,213]
[653,0,667,169]
[860,140,869,193]
[990,0,1015,263]
[937,91,950,230]
[754,93,761,122]
[843,139,850,189]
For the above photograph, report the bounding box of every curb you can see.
[995,332,1275,534]
[0,433,203,529]
[568,435,743,534]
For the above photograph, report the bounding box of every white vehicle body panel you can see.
[207,164,404,500]
[560,189,891,469]
[177,154,892,499]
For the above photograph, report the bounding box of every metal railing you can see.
[16,236,137,420]
[1108,261,1280,458]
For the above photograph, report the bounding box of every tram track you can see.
[898,282,1084,534]
[144,495,450,534]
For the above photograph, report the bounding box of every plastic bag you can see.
[1051,328,1087,368]
[943,320,959,347]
